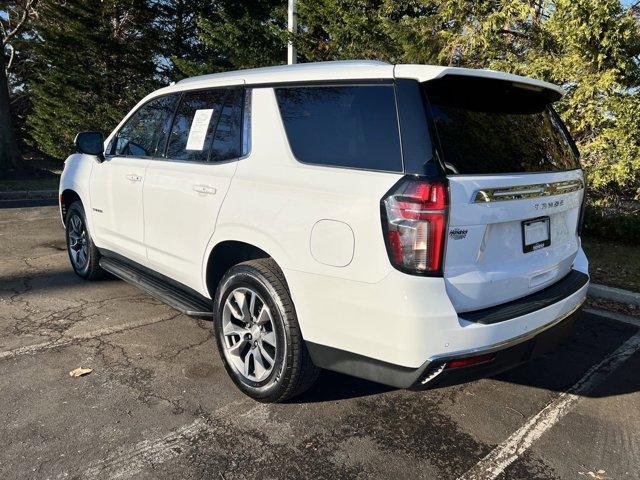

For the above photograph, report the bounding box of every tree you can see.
[152,0,217,81]
[531,0,640,201]
[196,0,287,71]
[292,0,412,62]
[27,0,159,160]
[0,0,40,174]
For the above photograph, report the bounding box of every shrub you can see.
[582,203,640,244]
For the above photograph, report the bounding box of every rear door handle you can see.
[193,185,217,195]
[126,173,142,182]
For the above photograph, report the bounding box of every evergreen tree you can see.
[293,0,404,62]
[528,0,640,201]
[27,0,159,159]
[196,0,287,71]
[152,0,217,81]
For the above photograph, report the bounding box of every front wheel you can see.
[65,201,106,280]
[213,258,319,402]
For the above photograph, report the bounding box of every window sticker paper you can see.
[186,109,214,151]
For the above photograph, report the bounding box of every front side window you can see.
[275,85,403,172]
[113,95,179,157]
[166,87,243,162]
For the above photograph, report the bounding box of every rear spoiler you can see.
[394,64,564,101]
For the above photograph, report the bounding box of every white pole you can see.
[287,0,297,64]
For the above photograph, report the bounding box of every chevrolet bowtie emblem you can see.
[472,179,584,203]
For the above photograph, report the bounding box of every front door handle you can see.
[193,185,217,195]
[126,173,142,182]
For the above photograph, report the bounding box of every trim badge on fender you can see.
[449,228,468,240]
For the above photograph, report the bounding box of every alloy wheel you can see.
[221,287,278,382]
[68,214,89,270]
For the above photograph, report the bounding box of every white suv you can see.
[60,60,589,402]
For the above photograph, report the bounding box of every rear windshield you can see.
[423,77,579,175]
[275,85,403,172]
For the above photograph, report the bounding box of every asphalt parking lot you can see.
[1,204,639,480]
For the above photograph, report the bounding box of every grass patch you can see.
[582,236,640,293]
[1,155,62,192]
[0,175,60,192]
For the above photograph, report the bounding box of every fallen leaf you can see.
[69,367,93,378]
[578,469,608,479]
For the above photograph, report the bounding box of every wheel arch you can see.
[205,240,279,300]
[202,223,295,295]
[60,189,82,227]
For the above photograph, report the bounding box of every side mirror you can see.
[75,131,105,161]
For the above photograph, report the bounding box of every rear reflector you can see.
[446,353,495,369]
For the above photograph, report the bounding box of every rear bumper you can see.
[300,249,588,388]
[291,261,588,369]
[409,301,581,389]
[460,270,588,325]
[306,300,583,389]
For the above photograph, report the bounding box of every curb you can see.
[589,283,640,307]
[584,308,640,328]
[0,190,58,201]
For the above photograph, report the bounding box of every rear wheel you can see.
[65,201,105,280]
[213,258,319,402]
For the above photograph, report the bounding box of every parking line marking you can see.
[458,331,640,480]
[82,398,257,479]
[83,418,212,479]
[0,314,180,361]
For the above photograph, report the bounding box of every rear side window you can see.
[424,76,579,175]
[275,85,402,172]
[210,88,243,161]
[113,95,179,157]
[166,87,243,162]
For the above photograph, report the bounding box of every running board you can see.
[99,257,213,318]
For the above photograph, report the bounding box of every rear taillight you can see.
[381,176,448,275]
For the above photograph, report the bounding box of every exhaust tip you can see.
[420,363,446,385]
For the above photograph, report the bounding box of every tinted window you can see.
[210,88,243,161]
[275,85,402,171]
[241,89,252,157]
[114,95,178,157]
[166,88,243,162]
[424,77,579,175]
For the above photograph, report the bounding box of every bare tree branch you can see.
[5,43,14,70]
[0,18,7,40]
[2,0,41,46]
[497,28,528,39]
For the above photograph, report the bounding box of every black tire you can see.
[213,258,319,402]
[65,201,106,280]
